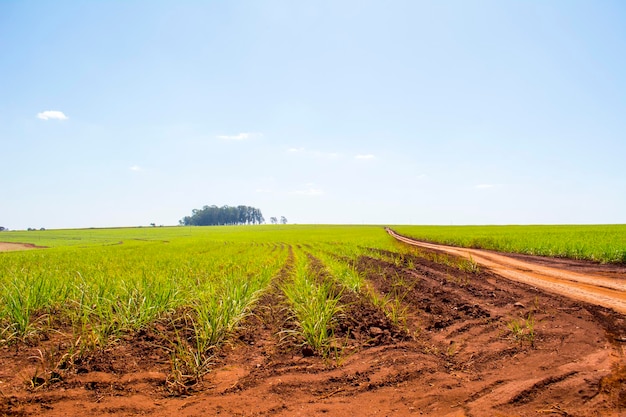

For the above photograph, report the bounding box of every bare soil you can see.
[0,242,45,252]
[1,240,625,416]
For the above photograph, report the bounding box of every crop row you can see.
[0,226,408,388]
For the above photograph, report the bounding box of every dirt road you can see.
[387,228,626,315]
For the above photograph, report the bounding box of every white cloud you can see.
[255,188,273,193]
[475,184,495,189]
[355,154,375,160]
[291,187,324,196]
[129,165,142,172]
[37,110,68,120]
[217,132,262,141]
[287,147,305,153]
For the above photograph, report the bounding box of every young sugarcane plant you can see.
[282,256,343,357]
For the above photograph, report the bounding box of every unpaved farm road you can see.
[387,228,626,315]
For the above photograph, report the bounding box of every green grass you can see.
[0,231,287,344]
[392,224,626,264]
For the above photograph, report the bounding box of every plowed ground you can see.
[1,246,625,416]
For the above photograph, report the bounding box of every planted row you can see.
[0,239,287,358]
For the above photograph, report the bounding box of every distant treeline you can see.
[180,205,265,226]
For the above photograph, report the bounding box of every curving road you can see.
[387,228,626,314]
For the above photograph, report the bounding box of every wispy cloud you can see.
[475,184,495,189]
[291,183,324,196]
[129,165,142,172]
[255,188,273,193]
[355,154,375,160]
[217,132,262,141]
[37,110,68,121]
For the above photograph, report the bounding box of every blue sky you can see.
[1,1,625,229]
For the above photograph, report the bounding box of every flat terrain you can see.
[0,242,41,252]
[1,231,625,417]
[388,229,626,314]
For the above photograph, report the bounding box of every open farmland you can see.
[0,225,625,416]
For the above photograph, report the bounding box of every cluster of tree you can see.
[180,205,264,226]
[269,216,288,224]
[0,226,6,231]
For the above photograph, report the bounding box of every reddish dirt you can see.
[0,242,45,252]
[1,242,625,416]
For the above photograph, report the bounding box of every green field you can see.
[0,224,389,248]
[3,225,625,264]
[1,224,624,386]
[0,225,402,383]
[392,224,626,264]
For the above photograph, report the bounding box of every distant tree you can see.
[0,226,5,231]
[270,217,277,224]
[280,216,287,225]
[150,223,156,227]
[180,205,265,226]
